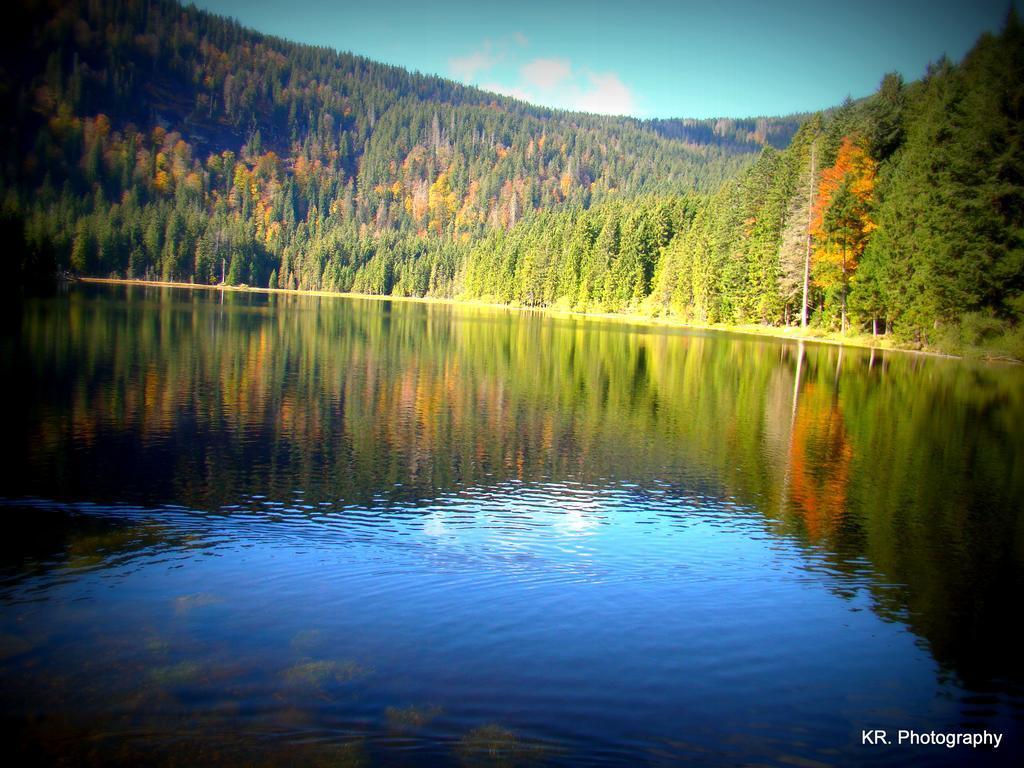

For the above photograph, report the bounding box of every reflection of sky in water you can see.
[3,287,1022,765]
[3,482,1012,766]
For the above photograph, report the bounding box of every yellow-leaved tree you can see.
[811,136,877,332]
[428,172,458,234]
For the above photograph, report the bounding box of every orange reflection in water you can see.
[787,381,853,542]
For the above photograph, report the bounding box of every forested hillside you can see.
[461,16,1021,354]
[0,0,794,286]
[1,0,1021,356]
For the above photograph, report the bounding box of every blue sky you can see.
[191,0,1013,119]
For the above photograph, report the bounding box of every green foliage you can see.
[1,0,1021,356]
[850,18,1024,346]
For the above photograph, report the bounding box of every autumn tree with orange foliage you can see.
[811,136,877,332]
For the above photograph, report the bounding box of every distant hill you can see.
[1,0,1020,357]
[643,116,804,151]
[1,0,798,200]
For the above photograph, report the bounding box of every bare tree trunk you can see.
[841,246,847,334]
[781,340,805,513]
[792,341,805,421]
[801,141,816,328]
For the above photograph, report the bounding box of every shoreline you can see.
[73,277,1003,362]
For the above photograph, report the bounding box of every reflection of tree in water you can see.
[0,505,206,590]
[774,344,1024,689]
[4,285,1024,691]
[786,380,853,542]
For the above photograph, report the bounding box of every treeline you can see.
[0,0,790,268]
[1,0,1021,355]
[463,15,1024,354]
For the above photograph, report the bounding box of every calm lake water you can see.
[1,284,1022,766]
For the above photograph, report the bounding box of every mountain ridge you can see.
[1,0,1020,357]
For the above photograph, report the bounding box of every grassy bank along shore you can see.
[75,277,1019,363]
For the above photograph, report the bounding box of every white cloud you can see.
[448,33,532,83]
[448,40,501,82]
[480,81,535,103]
[521,58,572,91]
[452,38,640,117]
[484,68,639,117]
[571,72,637,116]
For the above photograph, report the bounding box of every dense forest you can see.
[1,0,1021,356]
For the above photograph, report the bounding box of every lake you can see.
[1,283,1022,766]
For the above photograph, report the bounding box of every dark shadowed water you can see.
[1,284,1022,766]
